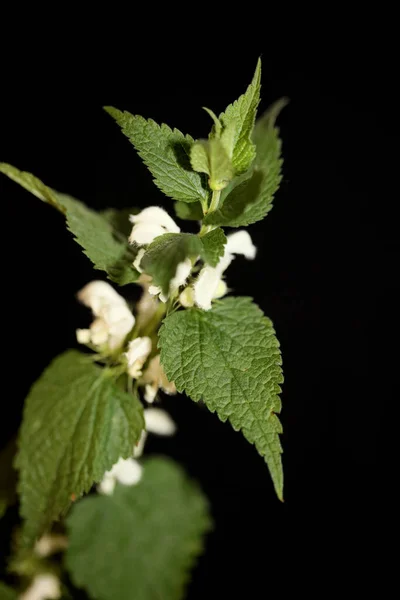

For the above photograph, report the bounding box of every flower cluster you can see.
[130,206,257,309]
[73,205,257,512]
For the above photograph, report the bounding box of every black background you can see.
[0,31,394,597]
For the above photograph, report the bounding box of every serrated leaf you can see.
[218,58,261,174]
[0,164,139,285]
[200,228,226,267]
[141,233,203,295]
[159,297,284,499]
[16,350,144,546]
[66,457,212,600]
[203,98,287,227]
[174,201,203,221]
[105,108,208,204]
[0,438,17,519]
[0,582,17,599]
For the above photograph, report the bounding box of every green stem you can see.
[199,189,221,236]
[208,189,221,213]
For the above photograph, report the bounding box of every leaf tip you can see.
[103,106,121,120]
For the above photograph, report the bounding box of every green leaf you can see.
[190,139,233,191]
[190,140,210,175]
[218,58,262,174]
[200,228,226,267]
[0,582,17,600]
[0,438,18,519]
[159,297,284,499]
[141,233,203,295]
[16,350,144,546]
[203,98,287,227]
[202,107,222,136]
[101,207,139,237]
[105,108,208,204]
[174,201,203,221]
[0,164,139,285]
[66,457,212,600]
[58,194,139,285]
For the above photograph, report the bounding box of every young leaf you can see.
[66,457,212,600]
[16,350,144,546]
[141,233,203,295]
[203,98,287,227]
[190,140,210,175]
[0,438,17,519]
[159,297,284,499]
[105,108,209,204]
[191,139,233,191]
[0,582,17,599]
[0,164,139,285]
[200,227,226,267]
[174,201,203,221]
[218,58,262,174]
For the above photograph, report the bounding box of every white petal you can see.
[129,223,166,246]
[148,285,162,297]
[77,281,125,316]
[98,474,116,496]
[112,457,143,486]
[170,258,192,292]
[226,230,257,259]
[126,337,152,367]
[145,408,176,436]
[104,305,135,349]
[148,285,168,304]
[20,574,61,600]
[193,265,223,310]
[76,328,91,344]
[130,206,180,233]
[125,337,152,378]
[179,286,195,307]
[133,248,146,272]
[144,383,157,403]
[90,318,109,346]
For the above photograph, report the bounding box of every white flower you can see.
[20,574,61,600]
[141,354,176,403]
[125,337,152,378]
[77,280,126,315]
[170,258,192,291]
[144,407,176,435]
[134,407,176,458]
[76,328,91,344]
[194,230,256,310]
[98,457,143,495]
[77,281,135,350]
[34,534,68,558]
[129,207,180,246]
